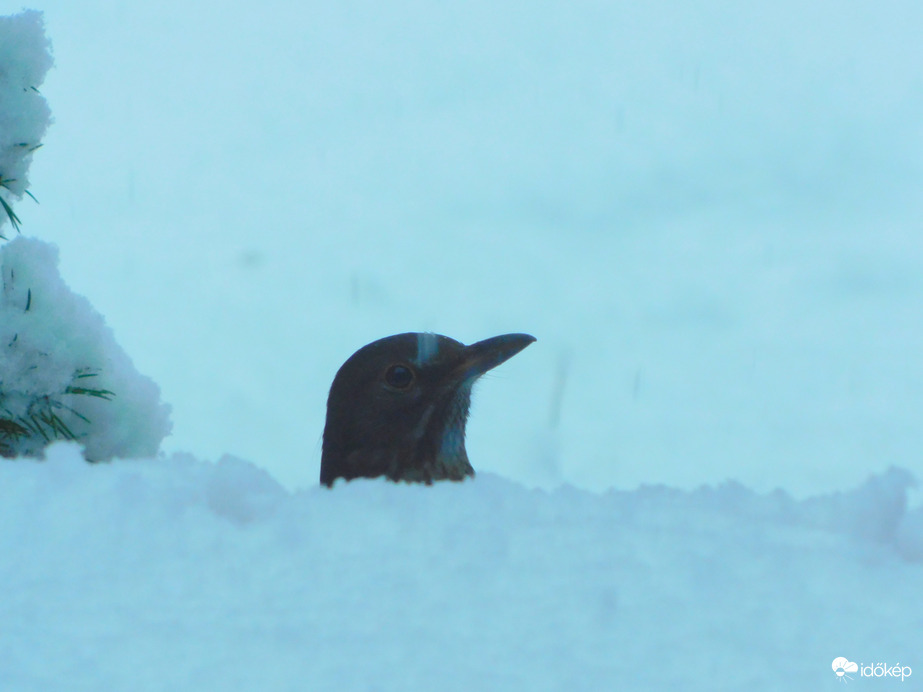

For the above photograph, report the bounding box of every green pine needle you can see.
[0,195,21,237]
[0,417,31,439]
[65,386,116,401]
[0,370,116,456]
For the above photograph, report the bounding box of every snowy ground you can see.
[1,443,920,690]
[1,2,922,689]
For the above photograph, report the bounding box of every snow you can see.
[1,3,922,689]
[0,443,920,690]
[0,9,51,205]
[0,236,171,459]
[2,12,169,461]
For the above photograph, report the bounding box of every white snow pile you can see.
[1,237,172,459]
[0,442,920,690]
[0,9,51,232]
[1,10,170,460]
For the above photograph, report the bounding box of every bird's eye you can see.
[384,364,415,390]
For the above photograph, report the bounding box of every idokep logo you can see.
[832,658,859,682]
[832,657,913,683]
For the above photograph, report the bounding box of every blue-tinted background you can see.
[11,0,923,496]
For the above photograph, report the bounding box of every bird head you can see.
[320,332,535,486]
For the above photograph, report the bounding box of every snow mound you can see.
[0,10,52,215]
[1,237,171,459]
[0,444,919,690]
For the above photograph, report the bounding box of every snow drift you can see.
[0,443,919,690]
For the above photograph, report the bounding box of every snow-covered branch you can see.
[0,10,52,235]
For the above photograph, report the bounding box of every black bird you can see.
[320,332,535,486]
